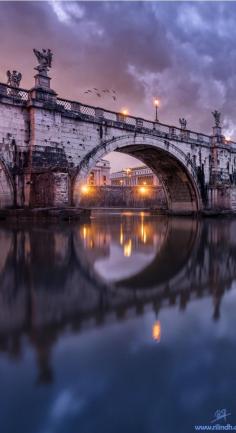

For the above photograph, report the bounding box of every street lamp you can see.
[119,108,129,123]
[153,97,160,122]
[125,168,131,186]
[139,186,147,194]
[81,185,89,194]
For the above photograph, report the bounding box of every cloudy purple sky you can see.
[0,1,235,171]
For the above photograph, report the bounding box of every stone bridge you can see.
[1,50,236,213]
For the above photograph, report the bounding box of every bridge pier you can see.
[207,185,236,213]
[204,122,236,213]
[29,171,71,208]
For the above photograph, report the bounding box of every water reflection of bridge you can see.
[0,216,236,383]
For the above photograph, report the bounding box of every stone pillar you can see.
[210,112,225,186]
[53,173,70,207]
[211,125,224,145]
[208,111,233,211]
[29,72,57,105]
[25,49,58,208]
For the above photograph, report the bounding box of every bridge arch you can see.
[0,159,14,208]
[73,134,202,213]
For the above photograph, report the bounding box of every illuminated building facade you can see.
[80,162,166,208]
[87,159,111,186]
[110,166,160,186]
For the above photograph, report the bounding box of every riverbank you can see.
[91,207,236,217]
[0,207,235,222]
[0,207,91,222]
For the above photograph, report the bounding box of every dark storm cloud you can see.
[1,1,236,137]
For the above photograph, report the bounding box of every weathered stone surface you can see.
[0,165,14,207]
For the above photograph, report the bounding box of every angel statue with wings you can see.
[179,117,187,130]
[212,110,221,127]
[33,49,53,75]
[7,70,22,88]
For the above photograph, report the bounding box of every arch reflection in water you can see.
[0,214,236,385]
[78,212,169,282]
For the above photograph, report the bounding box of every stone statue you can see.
[179,117,187,130]
[212,110,221,127]
[6,70,22,88]
[33,48,53,75]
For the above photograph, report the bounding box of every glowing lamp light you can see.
[83,226,87,239]
[124,239,132,257]
[139,186,147,194]
[81,185,89,194]
[152,320,161,342]
[121,108,129,116]
[153,97,160,122]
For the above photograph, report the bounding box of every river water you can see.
[0,212,236,433]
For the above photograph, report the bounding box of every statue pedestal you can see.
[34,73,51,90]
[29,72,57,105]
[212,126,222,136]
[211,126,225,145]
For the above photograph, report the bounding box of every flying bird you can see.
[83,87,118,102]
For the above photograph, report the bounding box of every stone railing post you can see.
[95,108,104,119]
[136,118,143,128]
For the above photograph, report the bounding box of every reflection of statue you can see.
[212,110,221,127]
[6,70,22,88]
[33,48,53,75]
[179,118,187,130]
[212,290,223,321]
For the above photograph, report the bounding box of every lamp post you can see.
[120,108,129,123]
[154,98,160,122]
[125,168,131,186]
[122,109,129,116]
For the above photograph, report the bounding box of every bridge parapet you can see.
[0,81,215,147]
[56,96,213,146]
[0,82,29,104]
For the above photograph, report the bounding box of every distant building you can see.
[87,159,111,186]
[110,165,160,186]
[81,163,166,209]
